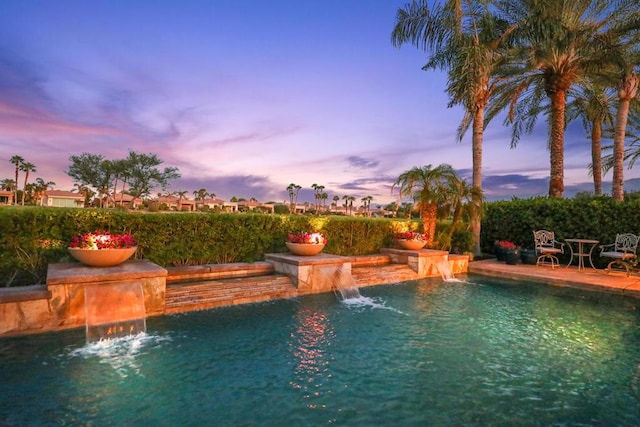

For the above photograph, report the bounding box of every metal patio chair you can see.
[599,233,639,276]
[533,230,564,268]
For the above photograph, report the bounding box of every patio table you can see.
[565,238,599,271]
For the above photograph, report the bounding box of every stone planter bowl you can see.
[68,247,138,268]
[395,239,427,250]
[285,242,325,256]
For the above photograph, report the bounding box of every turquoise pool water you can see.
[2,274,640,426]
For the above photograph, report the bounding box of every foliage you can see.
[0,208,428,286]
[67,150,181,205]
[481,195,640,267]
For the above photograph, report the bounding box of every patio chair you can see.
[599,233,639,276]
[533,230,564,268]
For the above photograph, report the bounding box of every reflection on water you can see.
[2,275,640,425]
[290,306,335,405]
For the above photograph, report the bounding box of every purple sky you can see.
[0,0,635,206]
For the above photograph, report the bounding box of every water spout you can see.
[434,258,455,281]
[84,282,147,342]
[317,265,361,300]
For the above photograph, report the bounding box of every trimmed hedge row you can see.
[0,208,425,287]
[481,196,640,267]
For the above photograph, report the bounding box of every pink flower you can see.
[287,232,327,245]
[396,232,426,241]
[69,231,137,249]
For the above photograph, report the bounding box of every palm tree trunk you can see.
[548,90,566,198]
[591,120,603,195]
[612,75,638,201]
[21,171,29,205]
[421,203,438,247]
[471,105,484,257]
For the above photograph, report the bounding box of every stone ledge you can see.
[265,252,349,266]
[47,259,168,286]
[0,285,51,303]
[166,262,275,284]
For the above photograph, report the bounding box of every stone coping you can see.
[167,261,274,277]
[381,248,449,257]
[47,259,168,286]
[264,252,350,266]
[0,285,51,303]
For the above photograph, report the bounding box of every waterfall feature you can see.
[84,282,147,342]
[318,265,361,300]
[434,258,455,281]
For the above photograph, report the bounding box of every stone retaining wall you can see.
[0,250,468,337]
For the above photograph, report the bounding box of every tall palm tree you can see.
[9,155,24,205]
[286,183,301,214]
[490,0,639,198]
[392,164,458,247]
[109,158,128,207]
[609,53,640,200]
[565,80,616,195]
[392,0,509,256]
[19,162,36,205]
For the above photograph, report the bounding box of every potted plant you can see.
[395,231,427,250]
[494,240,518,262]
[68,230,138,267]
[285,232,327,256]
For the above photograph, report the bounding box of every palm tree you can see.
[442,176,483,252]
[392,164,459,247]
[286,183,301,214]
[490,0,639,198]
[176,190,189,211]
[19,162,36,205]
[361,195,373,216]
[565,80,616,195]
[109,159,128,207]
[0,178,15,191]
[392,0,509,257]
[609,53,640,200]
[33,177,55,206]
[9,155,23,204]
[341,195,349,214]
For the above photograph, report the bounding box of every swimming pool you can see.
[1,274,639,425]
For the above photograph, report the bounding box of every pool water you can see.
[2,274,640,426]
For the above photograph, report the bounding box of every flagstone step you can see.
[164,274,298,314]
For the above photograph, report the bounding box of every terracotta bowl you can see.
[395,239,426,250]
[285,242,325,256]
[68,247,138,267]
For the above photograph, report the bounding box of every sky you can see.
[0,0,637,207]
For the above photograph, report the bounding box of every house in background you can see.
[237,200,274,213]
[0,190,12,205]
[201,198,238,212]
[42,190,85,208]
[110,193,144,209]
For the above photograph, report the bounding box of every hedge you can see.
[0,208,428,287]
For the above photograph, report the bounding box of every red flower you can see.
[287,232,327,245]
[396,232,426,241]
[69,231,137,250]
[497,240,517,249]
